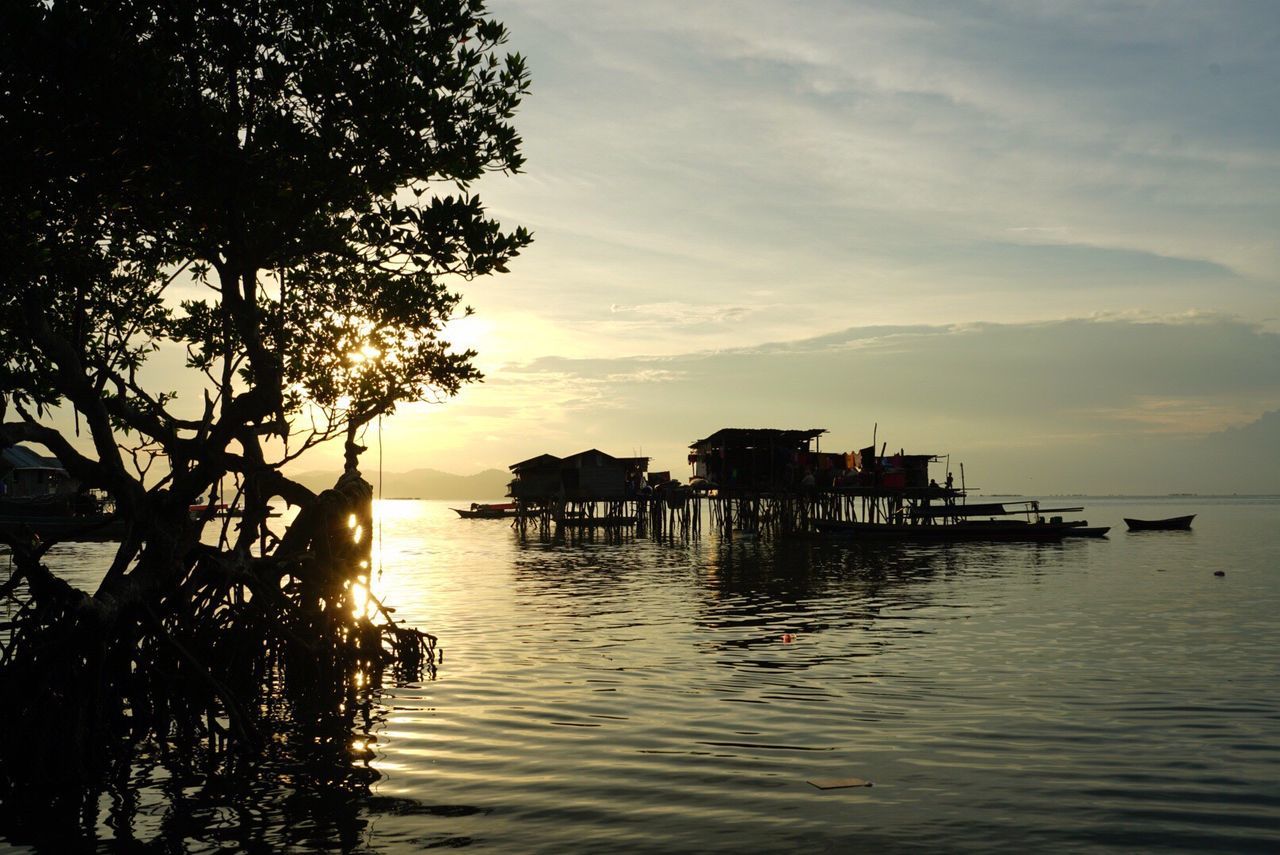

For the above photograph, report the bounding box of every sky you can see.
[315,2,1275,491]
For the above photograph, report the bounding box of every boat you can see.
[188,502,256,520]
[1059,520,1110,537]
[189,501,230,520]
[1124,515,1195,531]
[810,486,1106,544]
[1061,525,1110,538]
[452,502,523,519]
[754,434,1105,544]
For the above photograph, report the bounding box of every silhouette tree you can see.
[0,0,529,798]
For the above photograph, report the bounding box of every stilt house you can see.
[688,428,844,492]
[0,445,74,499]
[508,450,650,502]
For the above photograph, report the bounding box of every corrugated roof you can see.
[509,450,650,471]
[615,456,651,467]
[690,428,827,449]
[1,445,65,471]
[509,453,563,471]
[561,449,618,465]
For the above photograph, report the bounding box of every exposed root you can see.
[0,474,435,809]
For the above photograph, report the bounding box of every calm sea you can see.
[4,496,1279,852]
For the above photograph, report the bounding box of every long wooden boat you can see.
[452,502,523,519]
[1123,515,1195,531]
[813,518,1072,543]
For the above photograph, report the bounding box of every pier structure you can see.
[689,428,967,538]
[507,449,701,540]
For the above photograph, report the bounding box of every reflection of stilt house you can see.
[509,449,679,538]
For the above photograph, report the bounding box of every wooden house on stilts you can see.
[689,427,971,538]
[508,449,696,538]
[496,426,1077,543]
[688,427,835,536]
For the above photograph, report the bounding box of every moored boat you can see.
[811,485,1101,544]
[1062,525,1110,537]
[1124,515,1195,531]
[1059,520,1110,537]
[452,502,523,519]
[189,502,229,520]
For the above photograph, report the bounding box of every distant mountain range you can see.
[289,467,510,500]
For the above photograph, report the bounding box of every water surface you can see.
[5,496,1279,852]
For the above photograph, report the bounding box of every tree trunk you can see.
[0,471,434,799]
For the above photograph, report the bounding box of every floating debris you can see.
[807,777,873,790]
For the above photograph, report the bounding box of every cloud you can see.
[288,313,1279,493]
[479,0,1280,341]
[394,314,1277,490]
[607,302,753,327]
[602,368,685,384]
[283,2,1280,491]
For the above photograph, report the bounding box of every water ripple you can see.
[14,497,1280,852]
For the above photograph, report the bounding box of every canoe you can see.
[1123,515,1195,531]
[452,507,514,519]
[453,503,522,519]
